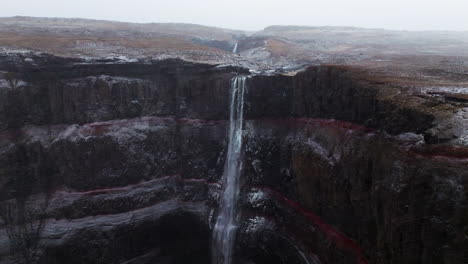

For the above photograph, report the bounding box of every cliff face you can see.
[0,55,467,264]
[241,68,467,264]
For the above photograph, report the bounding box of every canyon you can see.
[0,17,467,264]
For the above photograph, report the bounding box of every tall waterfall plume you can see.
[232,42,238,53]
[212,76,247,264]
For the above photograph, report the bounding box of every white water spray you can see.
[212,76,247,264]
[232,42,238,53]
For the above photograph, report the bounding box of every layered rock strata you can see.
[0,55,466,264]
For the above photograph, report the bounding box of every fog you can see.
[1,0,468,31]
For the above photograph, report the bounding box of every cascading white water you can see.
[232,42,238,53]
[212,76,247,264]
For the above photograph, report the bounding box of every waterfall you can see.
[212,76,247,264]
[232,42,238,53]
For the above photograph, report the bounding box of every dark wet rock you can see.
[242,118,468,264]
[0,52,467,264]
[0,56,250,128]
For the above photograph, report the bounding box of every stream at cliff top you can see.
[232,42,238,53]
[212,76,247,264]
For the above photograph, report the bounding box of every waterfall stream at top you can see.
[232,42,238,53]
[211,76,247,264]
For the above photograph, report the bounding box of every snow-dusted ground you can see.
[1,16,468,72]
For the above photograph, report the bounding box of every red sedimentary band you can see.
[248,117,376,134]
[253,117,467,161]
[59,175,211,196]
[176,117,226,125]
[256,186,369,264]
[293,117,375,133]
[84,116,174,136]
[56,174,183,196]
[79,186,128,195]
[410,145,468,160]
[82,116,225,136]
[79,116,375,137]
[2,116,465,161]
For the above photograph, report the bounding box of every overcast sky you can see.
[1,0,468,31]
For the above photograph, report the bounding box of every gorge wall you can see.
[0,54,466,264]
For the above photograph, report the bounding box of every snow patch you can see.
[0,79,9,89]
[245,216,267,234]
[53,124,80,143]
[396,132,425,146]
[423,86,468,94]
[304,138,336,165]
[115,56,139,63]
[247,189,267,209]
[0,79,28,90]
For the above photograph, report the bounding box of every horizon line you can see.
[2,15,468,34]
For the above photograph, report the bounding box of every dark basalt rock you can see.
[246,67,436,135]
[0,53,467,264]
[242,119,467,264]
[0,55,252,128]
